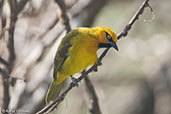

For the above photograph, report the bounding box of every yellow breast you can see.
[61,36,98,75]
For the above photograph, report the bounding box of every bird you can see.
[46,26,119,104]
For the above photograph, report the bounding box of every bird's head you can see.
[94,26,119,51]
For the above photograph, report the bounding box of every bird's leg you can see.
[70,76,80,87]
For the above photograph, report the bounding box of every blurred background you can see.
[0,0,171,114]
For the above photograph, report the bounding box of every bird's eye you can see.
[105,32,112,41]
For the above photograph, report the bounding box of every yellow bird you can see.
[46,26,118,104]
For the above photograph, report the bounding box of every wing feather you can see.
[53,30,79,80]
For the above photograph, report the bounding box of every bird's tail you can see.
[45,79,62,104]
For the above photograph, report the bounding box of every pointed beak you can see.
[109,41,119,51]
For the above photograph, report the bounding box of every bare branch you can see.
[0,0,4,36]
[84,75,102,114]
[55,0,71,33]
[1,0,29,75]
[17,0,29,13]
[1,0,18,110]
[0,68,10,78]
[117,0,150,39]
[1,0,29,110]
[0,57,8,67]
[7,0,17,72]
[2,78,10,112]
[36,0,152,113]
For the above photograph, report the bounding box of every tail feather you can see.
[46,80,62,104]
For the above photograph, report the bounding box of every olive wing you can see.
[53,30,79,80]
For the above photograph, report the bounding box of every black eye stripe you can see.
[105,32,112,41]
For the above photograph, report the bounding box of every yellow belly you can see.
[56,37,98,84]
[63,47,97,75]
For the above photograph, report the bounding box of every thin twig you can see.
[7,0,17,72]
[2,0,18,110]
[0,57,8,67]
[36,0,152,113]
[0,0,4,36]
[55,0,71,33]
[84,75,102,114]
[2,78,10,112]
[17,0,29,13]
[1,0,30,111]
[117,0,150,39]
[0,67,10,78]
[1,0,30,73]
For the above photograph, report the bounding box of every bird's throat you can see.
[98,43,111,48]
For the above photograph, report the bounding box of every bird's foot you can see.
[71,76,80,87]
